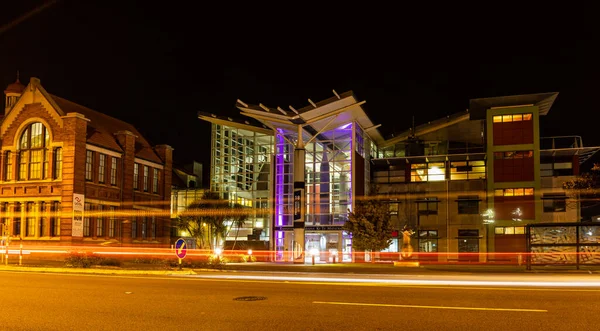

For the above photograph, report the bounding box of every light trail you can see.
[184,274,600,288]
[0,0,61,36]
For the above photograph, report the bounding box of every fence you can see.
[526,222,600,270]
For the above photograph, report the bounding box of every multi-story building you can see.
[373,93,599,261]
[0,75,173,247]
[197,113,275,251]
[200,91,599,263]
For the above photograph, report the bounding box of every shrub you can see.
[64,251,99,268]
[97,258,122,267]
[235,254,257,263]
[131,257,168,265]
[207,255,227,268]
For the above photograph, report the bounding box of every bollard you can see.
[19,242,23,266]
[312,255,315,265]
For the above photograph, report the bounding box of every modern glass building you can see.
[199,91,383,262]
[196,115,275,249]
[200,91,599,264]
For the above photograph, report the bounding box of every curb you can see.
[0,265,197,276]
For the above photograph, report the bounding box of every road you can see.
[2,270,600,330]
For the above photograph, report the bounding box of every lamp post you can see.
[482,209,495,262]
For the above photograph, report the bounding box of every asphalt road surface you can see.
[2,270,599,330]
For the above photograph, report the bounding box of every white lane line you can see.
[313,301,548,312]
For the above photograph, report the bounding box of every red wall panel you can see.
[494,196,535,220]
[492,120,534,146]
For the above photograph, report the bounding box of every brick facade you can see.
[0,77,173,247]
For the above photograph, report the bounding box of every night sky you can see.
[1,1,599,185]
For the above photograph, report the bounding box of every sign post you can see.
[72,193,85,237]
[175,238,187,270]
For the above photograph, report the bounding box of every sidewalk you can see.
[2,257,599,275]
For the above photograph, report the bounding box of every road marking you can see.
[313,301,548,312]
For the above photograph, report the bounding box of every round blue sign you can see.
[175,238,187,259]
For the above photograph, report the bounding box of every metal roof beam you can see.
[303,100,367,125]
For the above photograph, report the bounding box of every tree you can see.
[563,163,600,210]
[176,191,249,250]
[343,195,393,253]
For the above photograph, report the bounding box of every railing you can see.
[540,136,584,150]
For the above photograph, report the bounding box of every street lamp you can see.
[481,208,495,263]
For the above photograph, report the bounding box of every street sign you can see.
[175,238,187,259]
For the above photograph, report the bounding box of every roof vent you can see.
[211,114,216,118]
[245,121,250,125]
[227,117,233,121]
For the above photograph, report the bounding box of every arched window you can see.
[18,122,50,180]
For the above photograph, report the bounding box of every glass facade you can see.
[205,116,375,262]
[305,123,353,226]
[272,122,371,262]
[210,124,274,243]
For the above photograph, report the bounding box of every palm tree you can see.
[176,191,249,250]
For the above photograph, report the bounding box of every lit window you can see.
[523,113,533,121]
[428,162,445,181]
[411,163,427,182]
[51,201,61,237]
[18,122,50,180]
[450,160,486,180]
[411,163,445,182]
[133,163,139,190]
[110,157,117,185]
[53,148,62,179]
[496,188,534,196]
[143,166,149,191]
[98,154,106,183]
[153,168,159,193]
[83,203,91,237]
[502,115,512,122]
[493,116,502,123]
[108,206,117,238]
[495,226,526,235]
[96,205,103,237]
[5,151,13,180]
[85,150,93,181]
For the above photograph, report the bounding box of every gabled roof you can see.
[50,95,163,163]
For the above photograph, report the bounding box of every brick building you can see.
[0,75,173,247]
